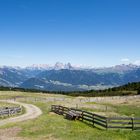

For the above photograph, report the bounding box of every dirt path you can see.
[0,100,42,127]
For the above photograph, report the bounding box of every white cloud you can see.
[121,58,130,63]
[120,58,140,66]
[134,60,140,65]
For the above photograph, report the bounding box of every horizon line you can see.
[0,62,139,69]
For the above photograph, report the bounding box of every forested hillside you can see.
[0,82,140,97]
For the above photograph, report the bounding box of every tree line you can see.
[0,82,140,97]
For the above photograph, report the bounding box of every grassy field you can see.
[0,91,140,140]
[0,102,19,107]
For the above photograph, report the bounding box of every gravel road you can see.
[0,100,42,126]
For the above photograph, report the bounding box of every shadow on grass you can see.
[78,119,105,131]
[54,112,105,131]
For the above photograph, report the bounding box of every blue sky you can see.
[0,0,140,67]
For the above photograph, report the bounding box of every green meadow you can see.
[0,91,140,140]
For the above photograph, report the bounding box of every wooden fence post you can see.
[62,106,64,115]
[92,114,95,127]
[59,106,60,114]
[106,118,108,130]
[8,109,10,116]
[131,117,134,131]
[82,111,84,121]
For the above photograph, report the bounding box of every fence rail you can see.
[0,106,22,117]
[51,105,140,131]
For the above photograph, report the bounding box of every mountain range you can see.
[0,62,140,91]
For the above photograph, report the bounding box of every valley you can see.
[1,63,140,91]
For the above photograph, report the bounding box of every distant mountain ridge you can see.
[0,63,140,91]
[25,62,87,70]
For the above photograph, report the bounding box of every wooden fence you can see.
[0,106,22,117]
[51,105,140,131]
